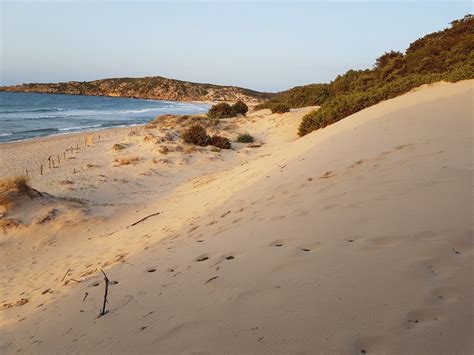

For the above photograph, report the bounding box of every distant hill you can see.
[0,76,273,103]
[255,15,474,136]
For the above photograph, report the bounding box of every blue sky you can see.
[0,1,471,92]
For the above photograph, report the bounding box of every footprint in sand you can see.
[353,335,386,355]
[319,170,335,179]
[270,241,284,247]
[220,210,231,218]
[430,286,462,303]
[195,255,209,262]
[348,160,365,169]
[404,308,440,330]
[188,225,199,233]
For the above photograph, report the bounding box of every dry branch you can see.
[99,269,110,317]
[127,212,161,228]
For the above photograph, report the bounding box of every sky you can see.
[0,1,471,92]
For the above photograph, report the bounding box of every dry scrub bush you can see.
[114,156,141,166]
[0,176,36,212]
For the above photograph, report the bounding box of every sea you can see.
[0,92,209,143]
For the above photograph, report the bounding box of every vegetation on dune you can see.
[255,15,474,136]
[181,124,210,146]
[237,133,254,143]
[207,100,249,119]
[255,83,330,111]
[0,176,38,212]
[208,135,231,149]
[181,124,232,149]
[231,101,249,116]
[270,103,291,114]
[207,103,234,119]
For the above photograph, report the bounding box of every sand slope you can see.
[0,80,473,354]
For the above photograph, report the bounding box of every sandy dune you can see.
[0,80,472,354]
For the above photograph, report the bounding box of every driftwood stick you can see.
[128,212,161,228]
[61,268,71,282]
[99,269,110,316]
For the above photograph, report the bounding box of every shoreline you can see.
[0,91,211,145]
[0,125,138,180]
[0,122,143,146]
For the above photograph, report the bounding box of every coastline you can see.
[0,91,211,144]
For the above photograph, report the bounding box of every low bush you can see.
[0,176,35,211]
[181,124,231,149]
[253,15,474,136]
[231,101,249,116]
[114,156,141,166]
[181,125,209,146]
[255,83,330,111]
[207,103,233,119]
[271,103,290,114]
[208,101,249,119]
[237,133,254,143]
[209,135,232,149]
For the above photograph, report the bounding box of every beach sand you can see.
[0,80,472,354]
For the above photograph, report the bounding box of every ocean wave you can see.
[0,94,210,143]
[2,105,208,120]
[0,108,65,114]
[9,107,164,119]
[58,124,103,131]
[11,127,60,136]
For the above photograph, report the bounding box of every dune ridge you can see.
[0,80,472,354]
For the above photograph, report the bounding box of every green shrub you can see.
[237,133,254,143]
[209,135,231,149]
[271,103,290,114]
[181,125,209,146]
[255,83,330,110]
[251,15,473,135]
[231,101,249,116]
[296,14,474,136]
[207,102,233,119]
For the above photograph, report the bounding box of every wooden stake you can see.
[99,269,110,317]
